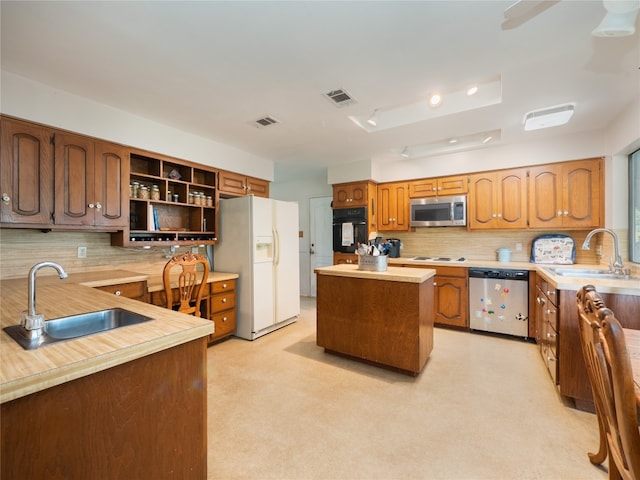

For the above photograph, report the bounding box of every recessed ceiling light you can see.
[524,103,575,131]
[428,94,442,107]
[466,86,479,96]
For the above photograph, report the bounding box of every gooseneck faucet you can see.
[581,228,626,275]
[22,261,68,336]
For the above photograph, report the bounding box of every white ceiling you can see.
[2,1,639,181]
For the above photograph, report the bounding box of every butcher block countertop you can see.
[0,269,218,404]
[315,264,435,283]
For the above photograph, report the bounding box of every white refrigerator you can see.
[214,196,300,340]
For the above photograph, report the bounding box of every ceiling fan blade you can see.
[502,0,561,30]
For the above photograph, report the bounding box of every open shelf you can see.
[111,152,218,247]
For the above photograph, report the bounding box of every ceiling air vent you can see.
[254,115,280,128]
[323,88,356,107]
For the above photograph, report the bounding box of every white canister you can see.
[497,248,512,263]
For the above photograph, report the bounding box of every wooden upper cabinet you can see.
[468,169,528,229]
[529,158,602,229]
[53,134,129,227]
[377,182,409,231]
[333,182,368,208]
[218,170,269,197]
[409,175,468,198]
[94,141,130,227]
[0,117,54,224]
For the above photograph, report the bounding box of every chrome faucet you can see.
[582,228,626,276]
[22,261,68,337]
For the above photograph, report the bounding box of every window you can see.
[630,149,640,263]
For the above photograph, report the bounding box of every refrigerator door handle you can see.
[273,227,280,266]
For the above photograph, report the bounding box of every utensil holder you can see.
[358,255,388,272]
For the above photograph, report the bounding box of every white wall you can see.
[0,70,274,181]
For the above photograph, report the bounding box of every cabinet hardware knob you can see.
[222,283,227,288]
[88,203,95,208]
[557,210,563,216]
[1,193,10,203]
[492,213,497,218]
[563,210,569,216]
[222,298,227,303]
[95,202,102,210]
[222,317,227,322]
[433,282,437,286]
[114,290,122,296]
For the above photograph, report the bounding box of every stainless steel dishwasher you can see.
[468,268,529,338]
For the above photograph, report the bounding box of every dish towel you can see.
[342,222,354,246]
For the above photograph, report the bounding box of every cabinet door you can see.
[377,182,408,231]
[333,182,367,208]
[496,169,527,228]
[563,159,601,228]
[0,118,54,224]
[434,275,468,328]
[468,173,497,228]
[54,132,95,225]
[94,141,129,227]
[409,178,438,198]
[218,170,247,196]
[333,252,357,265]
[528,165,563,228]
[246,177,269,197]
[438,175,468,195]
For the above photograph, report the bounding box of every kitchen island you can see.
[0,272,213,479]
[315,264,435,375]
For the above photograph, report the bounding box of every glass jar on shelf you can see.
[150,185,160,201]
[206,196,213,207]
[131,182,139,198]
[189,192,195,204]
[138,185,149,200]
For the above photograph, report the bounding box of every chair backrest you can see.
[577,285,640,480]
[163,252,209,317]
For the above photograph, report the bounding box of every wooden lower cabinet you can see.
[94,280,148,303]
[150,279,237,343]
[534,276,558,384]
[1,338,208,479]
[210,279,237,342]
[334,252,358,265]
[402,265,468,328]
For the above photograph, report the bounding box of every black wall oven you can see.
[333,207,368,253]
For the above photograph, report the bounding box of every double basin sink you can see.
[4,308,153,350]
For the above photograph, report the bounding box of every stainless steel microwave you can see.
[410,195,467,227]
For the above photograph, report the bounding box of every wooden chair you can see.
[163,252,209,317]
[576,285,640,480]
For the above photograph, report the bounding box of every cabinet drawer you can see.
[211,293,236,313]
[96,281,147,300]
[212,310,236,338]
[212,279,236,294]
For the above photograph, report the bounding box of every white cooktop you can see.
[411,256,467,263]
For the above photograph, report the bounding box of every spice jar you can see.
[188,192,195,204]
[194,193,202,205]
[138,185,149,200]
[206,196,213,207]
[151,185,160,201]
[131,182,139,198]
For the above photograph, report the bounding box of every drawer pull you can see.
[222,283,227,288]
[114,290,122,296]
[222,316,228,322]
[222,298,227,303]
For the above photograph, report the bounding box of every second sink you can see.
[546,267,638,280]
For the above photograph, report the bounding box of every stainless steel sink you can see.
[4,308,153,350]
[545,267,638,281]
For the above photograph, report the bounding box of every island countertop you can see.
[0,274,214,404]
[315,264,435,283]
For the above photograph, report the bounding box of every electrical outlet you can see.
[515,243,522,252]
[77,246,87,259]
